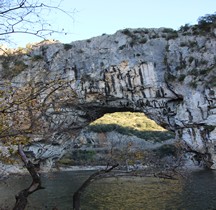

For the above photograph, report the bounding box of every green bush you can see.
[199,69,210,75]
[139,38,148,44]
[189,69,199,76]
[180,42,187,47]
[88,124,174,143]
[188,41,198,48]
[32,54,43,61]
[179,23,191,32]
[63,44,73,51]
[188,56,194,63]
[178,74,186,82]
[189,81,197,88]
[118,45,126,50]
[161,28,178,40]
[166,31,178,40]
[204,125,215,132]
[208,75,216,87]
[197,13,216,32]
[153,144,177,158]
[164,72,177,81]
[88,124,119,133]
[71,150,97,165]
[162,28,176,33]
[209,90,215,95]
[58,158,73,165]
[121,29,133,36]
[2,59,28,79]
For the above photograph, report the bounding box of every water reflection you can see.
[0,171,92,210]
[179,170,216,210]
[82,176,183,210]
[0,170,216,209]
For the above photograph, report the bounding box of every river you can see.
[0,169,216,210]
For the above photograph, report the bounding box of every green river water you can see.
[0,169,216,210]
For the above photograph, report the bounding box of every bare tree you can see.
[0,0,76,201]
[0,75,74,140]
[0,0,75,45]
[0,0,76,166]
[0,73,76,209]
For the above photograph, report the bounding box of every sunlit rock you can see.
[0,26,216,168]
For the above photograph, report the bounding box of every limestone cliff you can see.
[0,25,216,168]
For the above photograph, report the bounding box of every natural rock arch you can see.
[2,27,216,168]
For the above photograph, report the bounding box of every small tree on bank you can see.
[0,74,76,209]
[0,1,75,209]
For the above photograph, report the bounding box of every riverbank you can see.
[0,150,202,181]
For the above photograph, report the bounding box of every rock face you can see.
[0,26,216,168]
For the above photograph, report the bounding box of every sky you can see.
[7,0,216,47]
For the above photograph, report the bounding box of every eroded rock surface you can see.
[1,27,216,168]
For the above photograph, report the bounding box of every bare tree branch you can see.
[0,0,75,44]
[73,164,119,210]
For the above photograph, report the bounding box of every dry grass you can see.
[91,112,166,132]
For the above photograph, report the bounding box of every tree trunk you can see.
[73,164,118,210]
[13,145,44,210]
[73,192,81,210]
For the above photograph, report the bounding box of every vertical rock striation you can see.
[0,26,216,168]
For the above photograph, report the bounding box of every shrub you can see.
[180,42,187,47]
[77,49,84,53]
[188,56,194,63]
[121,29,143,47]
[13,60,28,73]
[32,54,43,61]
[164,72,177,81]
[189,69,199,76]
[205,125,215,132]
[2,58,9,70]
[178,74,186,82]
[191,27,200,36]
[88,124,119,133]
[139,38,148,44]
[208,75,216,87]
[179,23,191,32]
[199,59,208,65]
[58,158,73,165]
[88,124,174,143]
[63,44,73,51]
[199,69,209,75]
[2,59,28,79]
[197,13,216,31]
[161,28,179,40]
[153,144,177,158]
[189,81,197,88]
[122,28,133,36]
[118,45,126,50]
[162,28,176,33]
[188,41,198,48]
[209,90,215,95]
[166,31,178,40]
[71,150,97,165]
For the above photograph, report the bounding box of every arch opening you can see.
[59,111,176,170]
